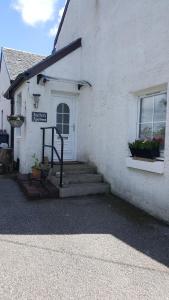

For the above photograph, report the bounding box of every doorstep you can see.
[126,157,164,174]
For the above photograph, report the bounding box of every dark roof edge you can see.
[0,48,11,81]
[53,0,70,51]
[4,37,82,99]
[0,48,3,74]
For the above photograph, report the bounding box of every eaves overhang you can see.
[4,37,82,99]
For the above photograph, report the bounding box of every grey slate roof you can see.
[2,48,45,81]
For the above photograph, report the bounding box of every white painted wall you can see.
[0,51,11,138]
[56,0,169,222]
[14,50,80,174]
[14,0,169,222]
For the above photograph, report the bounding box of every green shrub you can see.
[129,139,160,151]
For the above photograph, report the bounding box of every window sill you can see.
[126,157,164,174]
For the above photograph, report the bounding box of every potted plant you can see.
[7,115,24,128]
[129,139,161,159]
[31,154,41,178]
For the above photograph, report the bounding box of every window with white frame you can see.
[138,92,167,156]
[56,103,70,135]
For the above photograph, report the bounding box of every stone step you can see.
[52,163,97,175]
[50,173,103,186]
[59,182,110,198]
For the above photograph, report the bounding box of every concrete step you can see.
[50,173,103,186]
[52,163,97,175]
[48,162,110,199]
[59,182,110,198]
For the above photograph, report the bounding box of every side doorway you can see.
[51,94,77,161]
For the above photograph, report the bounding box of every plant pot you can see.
[129,148,160,159]
[32,167,41,179]
[7,115,24,128]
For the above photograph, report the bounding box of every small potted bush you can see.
[31,154,41,178]
[129,139,161,159]
[7,115,24,128]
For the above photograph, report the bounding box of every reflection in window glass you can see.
[139,123,152,139]
[139,93,167,155]
[56,103,70,134]
[140,97,154,123]
[154,95,167,122]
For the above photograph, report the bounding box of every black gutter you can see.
[4,73,26,99]
[53,0,71,51]
[0,49,3,73]
[4,38,82,99]
[10,97,14,149]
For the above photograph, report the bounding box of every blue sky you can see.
[0,0,66,56]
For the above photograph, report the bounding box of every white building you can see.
[0,47,45,145]
[4,0,169,223]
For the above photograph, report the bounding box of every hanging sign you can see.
[32,112,47,122]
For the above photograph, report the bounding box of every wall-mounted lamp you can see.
[33,94,41,109]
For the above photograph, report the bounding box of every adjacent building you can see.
[0,47,45,143]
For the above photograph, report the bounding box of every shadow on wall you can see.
[0,179,169,269]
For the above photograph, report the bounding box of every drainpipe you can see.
[10,96,14,150]
[1,110,3,130]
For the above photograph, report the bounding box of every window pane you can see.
[140,97,154,123]
[57,124,62,134]
[56,103,70,135]
[57,104,63,113]
[139,123,152,139]
[63,125,69,134]
[63,114,69,123]
[57,114,62,123]
[139,94,167,156]
[63,104,69,113]
[154,94,167,122]
[153,123,165,149]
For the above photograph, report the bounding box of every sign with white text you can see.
[32,112,47,123]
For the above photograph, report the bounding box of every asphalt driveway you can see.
[0,178,169,299]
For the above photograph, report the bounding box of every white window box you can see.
[126,157,164,174]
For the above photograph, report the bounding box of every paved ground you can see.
[0,178,169,299]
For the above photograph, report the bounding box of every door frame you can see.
[51,91,78,161]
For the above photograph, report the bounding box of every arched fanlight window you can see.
[56,103,70,134]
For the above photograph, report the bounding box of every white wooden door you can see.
[52,96,77,161]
